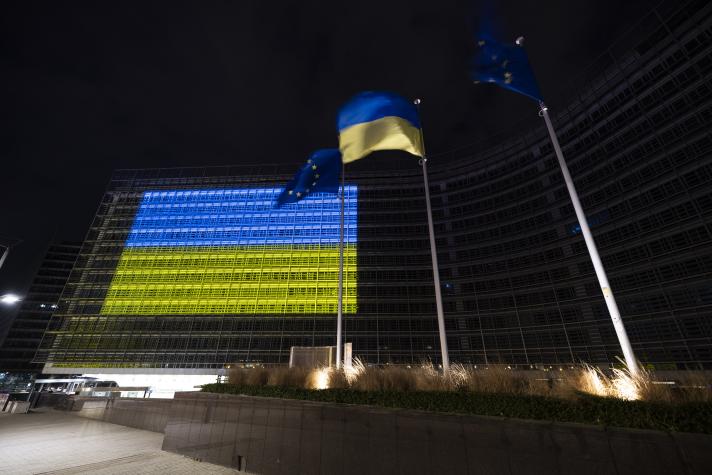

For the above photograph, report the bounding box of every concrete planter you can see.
[73,396,173,433]
[2,400,31,413]
[71,391,712,475]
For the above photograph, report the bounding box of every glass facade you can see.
[37,0,712,372]
[102,187,357,316]
[0,242,81,373]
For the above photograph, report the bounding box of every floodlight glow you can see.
[83,373,218,398]
[102,186,358,316]
[1,294,21,305]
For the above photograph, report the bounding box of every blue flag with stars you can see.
[276,148,342,207]
[470,34,543,103]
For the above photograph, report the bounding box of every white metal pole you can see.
[336,162,345,369]
[415,98,450,371]
[421,157,450,371]
[540,103,639,375]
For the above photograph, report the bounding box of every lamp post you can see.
[0,237,22,273]
[1,239,25,324]
[0,246,9,272]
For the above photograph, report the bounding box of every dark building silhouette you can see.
[36,0,712,375]
[0,241,81,372]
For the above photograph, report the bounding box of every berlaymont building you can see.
[35,0,712,391]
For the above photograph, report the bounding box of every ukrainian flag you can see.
[338,91,424,164]
[101,187,357,316]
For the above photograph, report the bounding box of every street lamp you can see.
[1,294,21,305]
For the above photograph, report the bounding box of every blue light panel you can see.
[126,187,358,247]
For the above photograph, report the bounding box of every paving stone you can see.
[0,411,242,475]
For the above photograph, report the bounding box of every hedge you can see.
[201,383,712,434]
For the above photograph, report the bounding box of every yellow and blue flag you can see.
[337,91,424,164]
[276,148,341,207]
[470,35,542,103]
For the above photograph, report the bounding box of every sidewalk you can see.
[0,410,242,474]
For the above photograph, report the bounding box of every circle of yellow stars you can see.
[286,158,320,198]
[473,39,514,85]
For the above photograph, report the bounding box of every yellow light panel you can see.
[101,245,357,315]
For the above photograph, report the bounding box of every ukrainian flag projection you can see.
[101,187,357,316]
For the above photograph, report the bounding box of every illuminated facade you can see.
[37,0,712,373]
[102,187,357,316]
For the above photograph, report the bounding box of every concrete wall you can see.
[73,397,172,434]
[70,392,712,475]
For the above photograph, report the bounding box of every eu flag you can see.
[470,35,543,103]
[276,148,342,207]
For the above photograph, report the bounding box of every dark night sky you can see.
[1,0,652,300]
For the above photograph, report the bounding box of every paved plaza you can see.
[0,410,242,475]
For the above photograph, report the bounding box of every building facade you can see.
[0,241,81,373]
[37,0,712,374]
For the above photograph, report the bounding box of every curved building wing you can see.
[37,0,712,373]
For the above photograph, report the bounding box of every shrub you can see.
[224,363,711,405]
[327,369,350,389]
[200,383,712,434]
[267,366,310,388]
[669,371,712,403]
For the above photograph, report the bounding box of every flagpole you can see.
[539,102,639,375]
[336,161,345,369]
[415,98,450,372]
